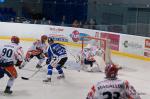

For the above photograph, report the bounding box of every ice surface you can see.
[0,40,150,99]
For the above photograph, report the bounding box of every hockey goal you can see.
[80,36,111,72]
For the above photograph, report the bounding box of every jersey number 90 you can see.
[2,48,13,58]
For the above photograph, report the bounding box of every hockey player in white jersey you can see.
[23,35,48,68]
[43,37,68,82]
[86,64,141,99]
[79,44,103,72]
[0,36,24,94]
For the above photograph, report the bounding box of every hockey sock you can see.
[7,78,14,87]
[47,65,53,75]
[56,65,63,74]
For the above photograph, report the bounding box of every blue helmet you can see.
[48,37,54,43]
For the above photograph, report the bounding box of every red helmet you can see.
[41,35,48,41]
[105,63,118,78]
[11,36,20,44]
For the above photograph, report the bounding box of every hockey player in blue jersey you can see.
[43,37,68,82]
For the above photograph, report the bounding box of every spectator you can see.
[40,17,47,24]
[33,19,39,24]
[10,17,15,22]
[47,19,52,25]
[72,19,80,28]
[60,15,67,26]
[15,17,21,23]
[88,18,97,29]
[79,21,83,28]
[82,20,89,29]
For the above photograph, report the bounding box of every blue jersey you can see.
[48,43,67,60]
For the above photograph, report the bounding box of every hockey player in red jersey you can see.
[86,63,141,99]
[0,36,24,94]
[22,35,48,68]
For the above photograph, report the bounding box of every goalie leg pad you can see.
[84,59,95,67]
[37,58,45,66]
[47,65,53,75]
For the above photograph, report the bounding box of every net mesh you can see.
[81,36,111,71]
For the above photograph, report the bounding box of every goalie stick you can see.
[21,64,47,80]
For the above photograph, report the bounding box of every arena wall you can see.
[0,22,150,61]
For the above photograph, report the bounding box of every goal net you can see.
[80,36,111,72]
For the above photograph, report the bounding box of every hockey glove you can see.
[16,60,23,69]
[50,56,60,67]
[46,58,51,65]
[18,59,29,69]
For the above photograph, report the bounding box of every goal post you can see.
[81,36,112,69]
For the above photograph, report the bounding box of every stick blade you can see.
[21,77,29,80]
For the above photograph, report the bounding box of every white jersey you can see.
[82,49,95,61]
[28,40,48,54]
[0,43,24,64]
[87,78,141,99]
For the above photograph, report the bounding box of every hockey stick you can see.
[138,92,147,95]
[21,64,47,80]
[66,48,80,63]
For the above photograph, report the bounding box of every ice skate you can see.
[87,66,93,72]
[57,74,65,79]
[36,64,42,68]
[4,86,13,94]
[43,78,51,82]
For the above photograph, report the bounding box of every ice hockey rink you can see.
[0,40,150,99]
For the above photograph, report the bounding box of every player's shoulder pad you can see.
[18,46,22,49]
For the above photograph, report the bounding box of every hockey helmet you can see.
[105,63,118,78]
[48,37,54,44]
[41,35,48,41]
[11,36,20,44]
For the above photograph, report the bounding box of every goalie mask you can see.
[11,36,20,44]
[105,63,118,79]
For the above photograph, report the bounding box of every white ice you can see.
[0,40,150,99]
